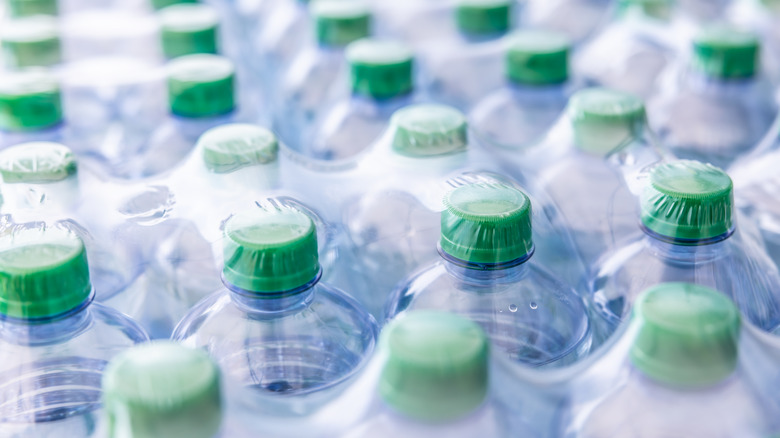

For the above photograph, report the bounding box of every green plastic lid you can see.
[6,0,58,17]
[0,142,77,183]
[312,0,371,47]
[152,0,198,10]
[0,70,62,132]
[456,0,511,36]
[103,341,222,438]
[167,54,235,118]
[380,311,489,422]
[631,282,740,387]
[506,30,570,85]
[641,160,733,242]
[346,39,413,100]
[222,207,320,293]
[616,0,673,20]
[0,227,91,319]
[390,104,468,157]
[198,124,278,173]
[1,15,61,68]
[692,26,760,79]
[159,4,219,59]
[440,183,533,265]
[567,88,646,156]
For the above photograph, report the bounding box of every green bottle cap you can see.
[159,4,219,59]
[1,15,61,68]
[152,0,198,10]
[390,104,468,157]
[346,39,413,100]
[641,160,733,242]
[198,124,278,173]
[692,26,759,79]
[0,142,77,183]
[103,341,222,438]
[440,183,533,265]
[631,282,740,387]
[380,311,489,422]
[0,70,62,132]
[6,0,58,17]
[0,226,91,320]
[616,0,673,20]
[506,30,570,85]
[222,207,320,293]
[312,0,371,47]
[567,87,646,156]
[456,0,511,36]
[167,54,235,118]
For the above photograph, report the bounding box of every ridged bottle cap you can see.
[1,15,61,68]
[7,0,58,16]
[167,54,235,118]
[567,87,646,155]
[159,4,219,59]
[103,341,222,438]
[223,207,319,293]
[441,183,533,265]
[312,0,371,47]
[692,26,759,79]
[152,0,198,10]
[380,311,489,422]
[617,0,673,20]
[506,30,570,85]
[346,39,413,100]
[455,0,511,36]
[0,70,62,132]
[641,160,733,242]
[198,124,278,173]
[390,104,468,157]
[0,142,76,183]
[632,282,740,387]
[0,227,91,319]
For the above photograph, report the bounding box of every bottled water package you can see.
[0,225,148,438]
[386,182,593,367]
[591,159,780,344]
[0,70,65,150]
[648,25,777,169]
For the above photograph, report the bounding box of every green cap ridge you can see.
[506,30,570,85]
[222,207,320,293]
[152,0,198,10]
[346,39,413,100]
[567,88,646,156]
[1,15,61,68]
[0,142,77,183]
[7,0,58,17]
[198,124,278,173]
[641,160,733,242]
[692,26,759,79]
[390,104,468,157]
[103,341,222,438]
[441,183,533,265]
[0,226,91,319]
[312,0,371,47]
[456,0,511,36]
[380,311,489,422]
[159,4,219,59]
[167,54,235,118]
[616,0,673,20]
[631,282,740,387]
[0,70,62,132]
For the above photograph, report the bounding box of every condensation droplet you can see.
[529,302,538,310]
[509,304,518,312]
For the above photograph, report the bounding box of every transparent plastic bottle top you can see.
[167,54,235,118]
[0,141,76,184]
[313,0,371,48]
[346,38,414,100]
[390,103,468,158]
[568,87,647,157]
[6,0,58,17]
[1,15,61,69]
[103,342,222,438]
[0,69,62,133]
[158,3,220,59]
[505,30,569,86]
[199,122,279,173]
[453,0,512,40]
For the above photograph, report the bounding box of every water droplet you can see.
[508,304,518,312]
[529,302,538,310]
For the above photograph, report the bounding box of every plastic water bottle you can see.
[591,159,780,343]
[172,205,378,405]
[648,25,777,169]
[521,0,611,44]
[0,224,148,438]
[386,182,592,367]
[577,282,777,437]
[342,311,508,438]
[273,0,371,153]
[0,70,64,149]
[470,29,574,150]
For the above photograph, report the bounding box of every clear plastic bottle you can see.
[648,25,777,169]
[0,225,148,438]
[386,183,592,367]
[470,29,575,150]
[591,159,780,343]
[172,206,378,408]
[577,282,777,437]
[252,0,311,94]
[0,70,64,149]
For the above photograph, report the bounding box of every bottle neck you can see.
[0,296,93,346]
[642,227,732,262]
[224,269,321,319]
[1,175,81,216]
[440,247,533,287]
